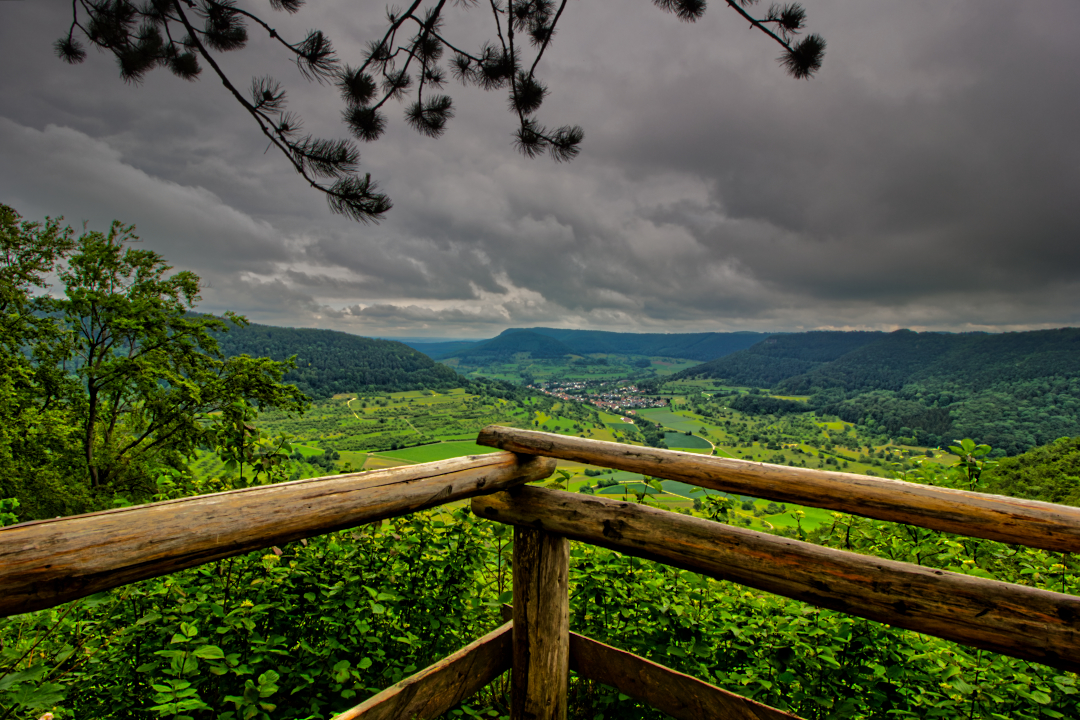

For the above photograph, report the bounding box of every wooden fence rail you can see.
[473,486,1080,672]
[477,425,1080,553]
[334,621,513,720]
[568,632,802,720]
[6,425,1080,720]
[0,452,554,618]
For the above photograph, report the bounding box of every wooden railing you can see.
[2,425,1079,720]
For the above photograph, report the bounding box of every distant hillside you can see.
[671,328,1080,455]
[444,330,575,365]
[418,328,770,362]
[672,331,885,387]
[213,321,463,399]
[983,436,1080,506]
[517,328,771,361]
[402,340,478,357]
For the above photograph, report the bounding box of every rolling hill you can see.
[672,328,1080,455]
[671,331,885,387]
[441,330,576,365]
[212,320,464,399]
[410,328,771,362]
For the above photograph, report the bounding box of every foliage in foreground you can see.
[3,462,1078,720]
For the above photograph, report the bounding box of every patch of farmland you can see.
[598,482,660,496]
[635,408,702,432]
[659,480,723,498]
[663,432,712,449]
[373,440,500,463]
[761,504,833,531]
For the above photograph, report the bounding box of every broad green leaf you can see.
[193,644,226,659]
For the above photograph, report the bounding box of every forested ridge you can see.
[673,328,1080,454]
[422,327,771,362]
[500,327,772,361]
[210,319,465,399]
[442,329,576,364]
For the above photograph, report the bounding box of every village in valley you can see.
[527,380,669,417]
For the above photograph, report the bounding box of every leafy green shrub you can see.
[3,443,1078,719]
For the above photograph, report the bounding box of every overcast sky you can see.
[2,0,1078,338]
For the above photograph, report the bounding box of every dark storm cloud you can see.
[2,0,1079,336]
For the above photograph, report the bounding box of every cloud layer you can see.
[2,0,1078,337]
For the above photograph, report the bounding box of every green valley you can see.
[2,214,1078,720]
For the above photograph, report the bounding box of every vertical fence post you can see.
[511,525,569,720]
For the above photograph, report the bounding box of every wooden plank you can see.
[569,632,803,720]
[472,487,1080,672]
[333,621,512,720]
[0,452,555,617]
[512,526,570,720]
[476,426,1080,553]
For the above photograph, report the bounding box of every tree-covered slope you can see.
[402,340,478,357]
[670,328,1080,455]
[443,330,575,364]
[982,436,1080,506]
[671,331,885,387]
[776,328,1080,395]
[214,321,463,399]
[516,327,772,361]
[416,328,771,362]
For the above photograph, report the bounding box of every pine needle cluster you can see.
[56,0,825,222]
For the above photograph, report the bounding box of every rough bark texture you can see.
[477,426,1080,552]
[0,452,554,617]
[569,632,804,720]
[334,621,512,720]
[473,486,1080,672]
[512,526,570,720]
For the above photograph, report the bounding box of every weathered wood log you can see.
[476,426,1080,553]
[0,452,555,618]
[569,632,803,720]
[472,487,1080,672]
[512,526,570,720]
[333,620,512,720]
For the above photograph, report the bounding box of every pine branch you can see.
[56,0,823,223]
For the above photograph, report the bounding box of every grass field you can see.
[762,504,834,531]
[664,432,712,449]
[372,440,500,464]
[636,408,703,433]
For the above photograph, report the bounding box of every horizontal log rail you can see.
[333,621,512,720]
[569,632,803,720]
[477,425,1080,553]
[0,452,555,618]
[472,486,1080,672]
[333,618,804,720]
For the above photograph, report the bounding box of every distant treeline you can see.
[416,327,771,363]
[673,328,1080,455]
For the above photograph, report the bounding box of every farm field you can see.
[664,431,712,449]
[636,408,704,432]
[372,440,500,464]
[203,372,962,541]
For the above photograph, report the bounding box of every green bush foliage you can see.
[4,458,1078,720]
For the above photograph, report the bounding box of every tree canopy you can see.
[55,0,825,222]
[0,204,306,519]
